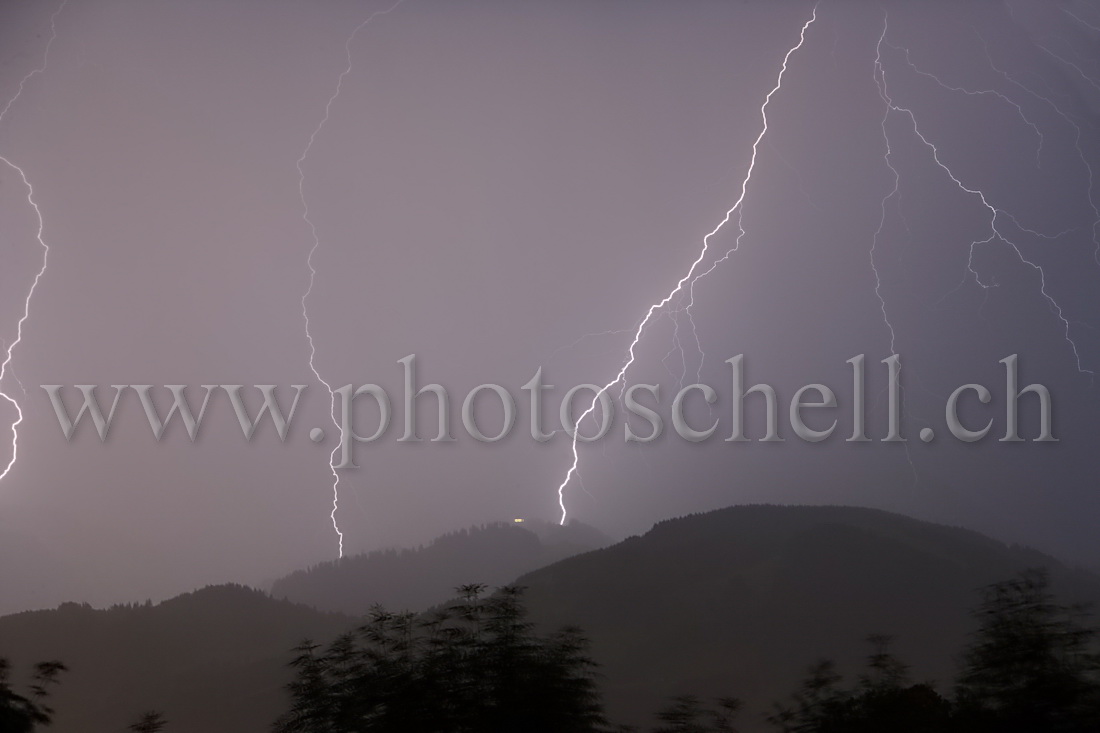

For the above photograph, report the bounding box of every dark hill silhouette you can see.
[2,505,1097,732]
[0,584,350,733]
[514,504,1100,730]
[270,519,610,614]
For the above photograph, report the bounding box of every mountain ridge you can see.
[269,518,611,614]
[2,504,1096,732]
[514,504,1100,729]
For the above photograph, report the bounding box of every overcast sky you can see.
[1,0,1099,613]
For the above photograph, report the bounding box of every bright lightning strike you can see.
[554,5,819,526]
[0,162,49,484]
[0,0,67,484]
[298,0,404,558]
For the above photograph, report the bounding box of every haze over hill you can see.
[517,505,1100,729]
[270,519,611,615]
[2,504,1097,732]
[0,517,89,616]
[0,585,350,733]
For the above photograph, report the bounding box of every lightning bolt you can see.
[871,30,903,358]
[0,0,67,484]
[864,15,1099,484]
[1063,7,1100,35]
[554,5,819,525]
[890,43,1044,167]
[866,23,925,484]
[298,0,405,558]
[975,34,1100,270]
[1037,44,1100,94]
[873,17,1093,381]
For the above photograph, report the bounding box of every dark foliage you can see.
[127,711,167,732]
[768,569,1100,732]
[767,638,951,733]
[652,695,742,733]
[954,568,1100,732]
[274,569,1100,732]
[0,658,66,732]
[274,584,607,733]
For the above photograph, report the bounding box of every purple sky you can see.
[1,0,1099,613]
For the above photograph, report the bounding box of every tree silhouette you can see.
[0,658,66,732]
[767,637,950,732]
[653,695,742,733]
[128,711,167,732]
[954,568,1100,732]
[275,584,607,733]
[272,569,1100,732]
[766,570,1100,732]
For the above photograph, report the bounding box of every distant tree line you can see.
[4,568,1100,731]
[277,569,1100,733]
[275,584,606,733]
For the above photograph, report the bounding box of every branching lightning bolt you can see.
[874,17,1093,380]
[554,5,818,525]
[889,42,1044,167]
[975,35,1100,269]
[298,0,404,558]
[0,0,67,484]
